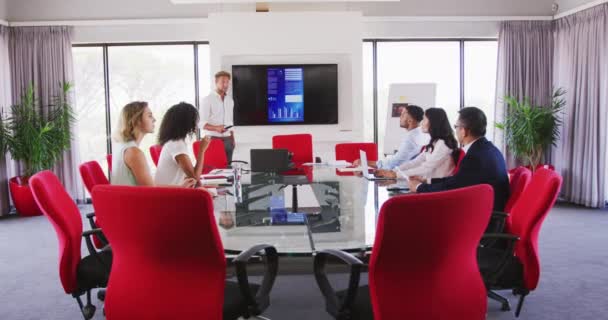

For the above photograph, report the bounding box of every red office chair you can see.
[149,144,163,167]
[92,185,278,320]
[315,184,493,320]
[78,161,110,248]
[272,134,313,166]
[193,139,248,174]
[479,168,562,317]
[335,143,378,163]
[30,171,111,320]
[80,161,110,193]
[451,148,466,175]
[508,164,555,176]
[503,167,533,228]
[106,154,112,174]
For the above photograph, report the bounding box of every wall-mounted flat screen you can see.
[232,64,338,125]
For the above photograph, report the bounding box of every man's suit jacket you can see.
[417,137,510,211]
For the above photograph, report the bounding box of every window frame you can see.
[363,38,498,144]
[72,41,210,156]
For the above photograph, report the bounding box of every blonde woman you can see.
[112,101,196,187]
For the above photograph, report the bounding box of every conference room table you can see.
[211,166,410,256]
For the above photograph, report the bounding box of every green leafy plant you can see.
[496,88,565,170]
[0,83,75,181]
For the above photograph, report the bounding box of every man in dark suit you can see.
[408,107,510,211]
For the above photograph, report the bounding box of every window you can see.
[73,47,108,175]
[376,41,461,153]
[366,39,498,154]
[108,45,196,168]
[72,42,210,185]
[362,42,374,142]
[464,41,498,141]
[198,44,212,104]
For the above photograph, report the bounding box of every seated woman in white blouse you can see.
[375,108,460,182]
[154,102,211,187]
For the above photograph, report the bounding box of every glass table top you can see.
[212,166,407,255]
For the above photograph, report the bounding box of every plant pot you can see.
[8,177,43,217]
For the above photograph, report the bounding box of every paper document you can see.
[302,160,352,167]
[337,167,363,173]
[200,178,228,185]
[210,169,234,175]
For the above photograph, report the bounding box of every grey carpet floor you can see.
[1,203,607,320]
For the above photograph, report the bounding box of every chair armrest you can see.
[234,244,279,316]
[487,211,509,232]
[479,233,519,285]
[85,212,97,230]
[481,233,518,241]
[313,249,364,319]
[481,211,510,247]
[83,213,110,247]
[82,229,111,272]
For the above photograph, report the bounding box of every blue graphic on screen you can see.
[267,68,304,123]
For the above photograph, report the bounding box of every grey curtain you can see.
[550,4,608,208]
[494,21,554,167]
[0,26,11,216]
[7,26,84,202]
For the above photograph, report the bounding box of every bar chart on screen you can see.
[267,67,305,123]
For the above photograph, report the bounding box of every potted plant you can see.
[0,83,75,216]
[496,88,565,172]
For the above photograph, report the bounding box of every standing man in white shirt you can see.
[201,71,235,162]
[354,105,429,169]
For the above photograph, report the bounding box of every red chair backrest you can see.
[369,184,493,320]
[505,166,532,216]
[335,143,378,163]
[451,148,466,175]
[509,164,555,175]
[106,154,112,173]
[509,168,562,290]
[272,134,313,165]
[149,144,163,167]
[30,171,83,294]
[79,161,110,194]
[92,185,226,319]
[193,139,228,174]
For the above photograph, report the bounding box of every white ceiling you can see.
[5,0,561,21]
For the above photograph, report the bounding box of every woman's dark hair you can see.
[158,102,199,146]
[423,108,460,164]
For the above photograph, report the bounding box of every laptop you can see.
[360,150,396,181]
[250,149,294,173]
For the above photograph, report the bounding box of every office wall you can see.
[556,0,601,14]
[7,0,554,21]
[208,12,363,162]
[0,0,7,20]
[363,20,499,39]
[37,14,502,163]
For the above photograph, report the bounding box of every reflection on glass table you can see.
[211,167,408,256]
